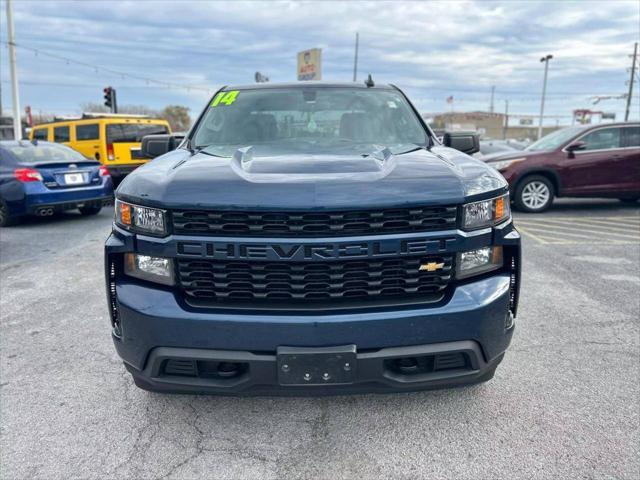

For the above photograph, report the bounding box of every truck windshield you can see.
[192,87,429,157]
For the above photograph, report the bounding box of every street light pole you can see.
[352,32,359,82]
[490,85,495,113]
[624,42,638,122]
[537,54,553,140]
[6,0,22,140]
[503,99,509,140]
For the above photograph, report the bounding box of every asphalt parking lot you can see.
[1,198,638,479]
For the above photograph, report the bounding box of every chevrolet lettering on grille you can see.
[176,237,456,262]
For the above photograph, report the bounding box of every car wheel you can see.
[514,175,555,213]
[0,201,18,227]
[79,204,102,216]
[618,197,639,204]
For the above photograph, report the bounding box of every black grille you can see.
[177,254,453,308]
[172,206,457,237]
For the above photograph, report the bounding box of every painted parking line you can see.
[516,220,640,240]
[514,215,640,245]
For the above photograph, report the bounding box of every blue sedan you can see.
[0,140,114,226]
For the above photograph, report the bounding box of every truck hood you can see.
[117,147,508,210]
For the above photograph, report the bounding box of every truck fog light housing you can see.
[462,194,510,230]
[124,253,174,286]
[456,246,503,279]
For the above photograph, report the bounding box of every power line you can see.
[0,40,215,94]
[0,79,212,91]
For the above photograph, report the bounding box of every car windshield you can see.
[3,141,88,163]
[525,126,585,152]
[192,87,429,157]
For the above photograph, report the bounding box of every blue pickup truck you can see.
[105,82,521,395]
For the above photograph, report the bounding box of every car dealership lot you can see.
[1,199,638,479]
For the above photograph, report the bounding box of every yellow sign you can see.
[297,48,322,81]
[211,90,239,107]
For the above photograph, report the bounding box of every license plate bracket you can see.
[277,345,356,386]
[64,173,85,185]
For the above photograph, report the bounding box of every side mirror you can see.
[141,133,185,159]
[443,131,480,155]
[566,140,586,153]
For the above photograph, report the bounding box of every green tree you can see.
[160,105,191,132]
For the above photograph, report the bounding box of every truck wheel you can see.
[514,175,554,213]
[79,204,102,216]
[0,201,18,227]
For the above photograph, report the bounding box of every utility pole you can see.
[352,32,359,82]
[6,0,22,140]
[490,85,495,113]
[503,100,509,140]
[538,54,553,140]
[625,42,638,122]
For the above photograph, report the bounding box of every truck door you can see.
[618,125,640,195]
[73,123,102,161]
[561,126,624,195]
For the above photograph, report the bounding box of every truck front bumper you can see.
[111,273,515,395]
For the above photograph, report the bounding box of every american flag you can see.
[446,95,454,104]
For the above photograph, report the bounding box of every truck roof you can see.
[221,81,395,91]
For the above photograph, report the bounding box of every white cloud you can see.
[1,0,638,119]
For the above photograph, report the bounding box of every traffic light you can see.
[103,87,117,113]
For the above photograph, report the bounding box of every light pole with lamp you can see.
[538,54,553,140]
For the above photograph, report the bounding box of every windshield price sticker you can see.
[211,90,240,107]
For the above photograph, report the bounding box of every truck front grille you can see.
[177,254,453,309]
[171,206,457,237]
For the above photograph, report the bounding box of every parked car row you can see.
[1,117,638,227]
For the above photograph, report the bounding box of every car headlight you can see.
[462,194,510,230]
[456,246,503,280]
[124,253,174,286]
[115,199,167,236]
[488,158,525,172]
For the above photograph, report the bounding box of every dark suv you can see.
[485,123,640,212]
[105,82,521,395]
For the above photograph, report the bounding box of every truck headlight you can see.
[462,194,510,230]
[124,253,174,286]
[456,246,503,279]
[115,199,167,236]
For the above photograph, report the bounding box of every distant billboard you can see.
[297,48,322,81]
[519,118,534,125]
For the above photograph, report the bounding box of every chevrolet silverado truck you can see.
[105,81,521,394]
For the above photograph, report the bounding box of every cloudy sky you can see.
[1,0,638,124]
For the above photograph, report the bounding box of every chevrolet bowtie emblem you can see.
[419,262,445,272]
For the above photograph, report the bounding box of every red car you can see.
[485,122,640,212]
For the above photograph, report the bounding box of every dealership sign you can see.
[297,48,322,81]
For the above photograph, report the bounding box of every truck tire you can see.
[0,201,19,227]
[514,175,555,213]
